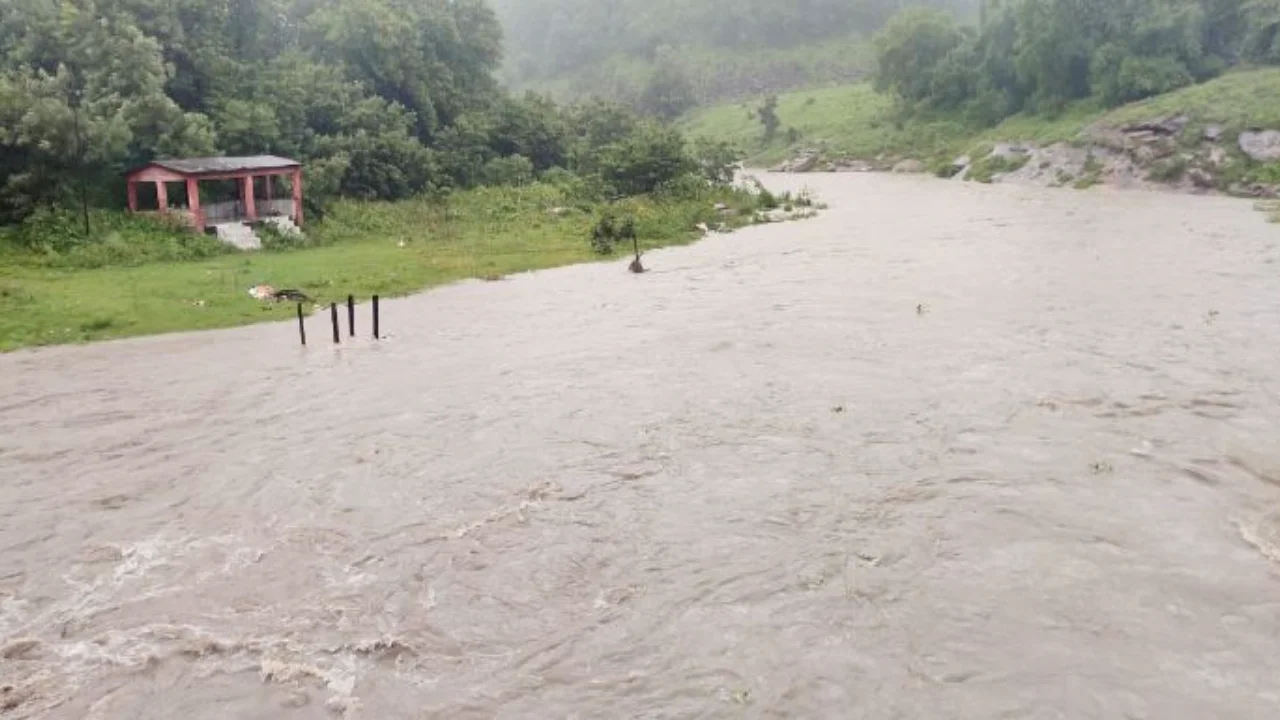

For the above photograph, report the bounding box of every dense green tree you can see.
[873,8,969,105]
[756,95,781,142]
[1244,0,1280,62]
[307,0,502,139]
[566,101,640,151]
[481,154,535,186]
[639,59,699,121]
[592,123,696,196]
[0,0,214,222]
[872,0,1280,124]
[486,94,571,171]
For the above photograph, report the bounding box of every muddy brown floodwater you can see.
[3,173,1280,719]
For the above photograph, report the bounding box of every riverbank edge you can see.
[0,184,821,353]
[768,118,1280,200]
[684,70,1280,202]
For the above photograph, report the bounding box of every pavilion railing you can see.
[261,199,294,217]
[203,200,244,225]
[201,199,295,226]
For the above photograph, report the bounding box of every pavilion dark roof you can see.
[138,155,300,175]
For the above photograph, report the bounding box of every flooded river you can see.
[3,173,1280,718]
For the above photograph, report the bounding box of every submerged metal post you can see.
[297,303,306,346]
[347,294,355,337]
[330,303,340,344]
[373,295,380,339]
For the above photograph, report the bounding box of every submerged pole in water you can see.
[373,295,380,339]
[627,221,644,274]
[297,303,306,346]
[330,303,340,344]
[347,294,355,337]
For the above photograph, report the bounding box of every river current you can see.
[3,173,1280,718]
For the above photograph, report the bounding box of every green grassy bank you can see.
[0,183,772,351]
[682,68,1280,182]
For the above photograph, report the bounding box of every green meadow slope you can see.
[683,68,1280,193]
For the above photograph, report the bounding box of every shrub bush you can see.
[656,172,713,201]
[1148,155,1189,182]
[596,123,696,196]
[21,210,235,268]
[692,137,740,184]
[482,155,536,186]
[258,222,320,252]
[590,211,637,255]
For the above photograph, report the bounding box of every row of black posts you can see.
[296,294,379,346]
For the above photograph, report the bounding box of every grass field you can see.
[681,84,929,166]
[1102,69,1280,129]
[0,184,764,351]
[682,68,1280,169]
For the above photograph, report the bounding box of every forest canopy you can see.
[0,0,729,227]
[872,0,1280,123]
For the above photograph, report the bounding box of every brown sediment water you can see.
[3,173,1280,718]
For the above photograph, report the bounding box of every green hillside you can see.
[680,82,1101,167]
[684,68,1280,189]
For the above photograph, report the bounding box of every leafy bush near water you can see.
[591,212,638,255]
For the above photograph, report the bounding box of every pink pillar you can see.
[126,182,138,212]
[186,178,202,228]
[242,175,257,221]
[292,170,304,226]
[155,181,168,212]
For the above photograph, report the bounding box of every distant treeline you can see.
[874,0,1280,122]
[490,0,981,102]
[0,0,731,227]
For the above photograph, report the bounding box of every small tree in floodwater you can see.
[757,95,781,143]
[591,211,644,272]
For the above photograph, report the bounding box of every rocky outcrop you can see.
[1187,167,1215,189]
[761,113,1280,199]
[1121,115,1189,137]
[995,144,1091,185]
[770,149,821,173]
[990,143,1031,159]
[1239,130,1280,162]
[828,158,875,172]
[1228,182,1280,199]
[1085,120,1183,164]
